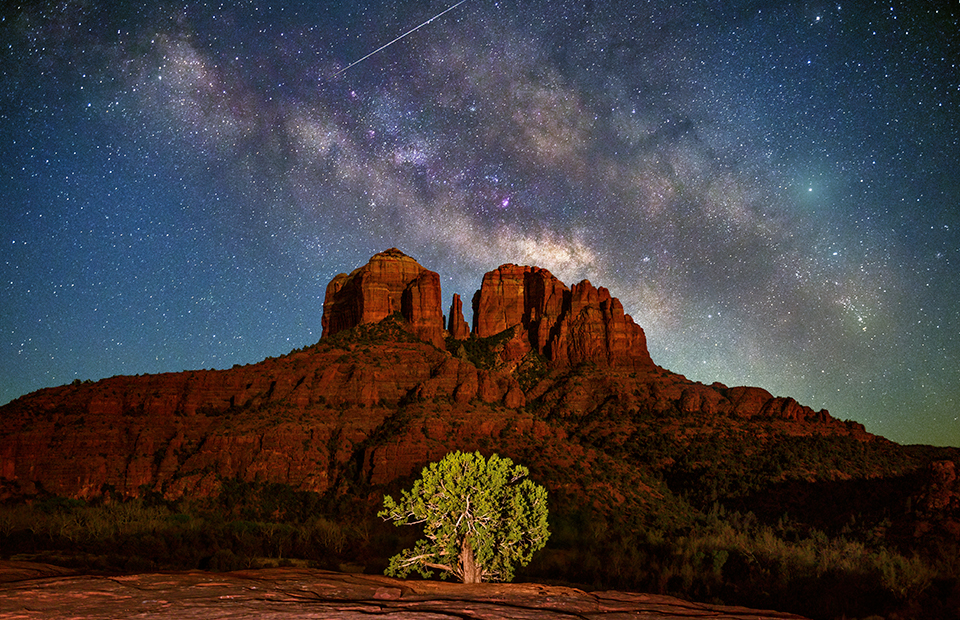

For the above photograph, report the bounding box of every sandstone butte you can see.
[322,248,445,348]
[1,248,873,503]
[471,263,654,369]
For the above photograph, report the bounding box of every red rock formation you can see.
[324,255,651,368]
[0,250,871,508]
[472,265,542,338]
[725,386,774,418]
[917,460,960,513]
[549,280,652,368]
[321,248,444,347]
[679,385,724,415]
[472,264,653,369]
[760,397,817,422]
[0,336,526,500]
[0,562,815,619]
[447,293,470,340]
[401,270,443,347]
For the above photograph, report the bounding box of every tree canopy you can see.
[378,451,550,583]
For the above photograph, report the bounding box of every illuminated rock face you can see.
[0,337,529,500]
[321,248,444,348]
[472,264,655,369]
[1,249,860,505]
[447,293,470,341]
[322,253,654,369]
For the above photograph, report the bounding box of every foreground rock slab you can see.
[0,562,808,619]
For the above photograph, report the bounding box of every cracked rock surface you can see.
[0,562,809,619]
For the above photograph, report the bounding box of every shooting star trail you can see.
[333,0,469,77]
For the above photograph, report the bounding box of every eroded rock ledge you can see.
[0,562,810,619]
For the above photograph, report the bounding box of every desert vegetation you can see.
[2,471,957,619]
[379,451,550,583]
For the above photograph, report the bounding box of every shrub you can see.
[380,451,550,583]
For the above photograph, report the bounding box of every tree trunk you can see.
[460,538,481,584]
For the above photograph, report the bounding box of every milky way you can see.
[2,1,958,446]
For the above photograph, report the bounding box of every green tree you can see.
[379,451,550,583]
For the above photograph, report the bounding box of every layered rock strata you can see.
[321,248,444,348]
[472,264,654,368]
[0,250,858,503]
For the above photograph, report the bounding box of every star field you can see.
[1,1,958,446]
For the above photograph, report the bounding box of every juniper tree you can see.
[378,451,550,583]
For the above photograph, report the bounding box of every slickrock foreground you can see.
[0,562,808,620]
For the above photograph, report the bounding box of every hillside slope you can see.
[1,249,958,619]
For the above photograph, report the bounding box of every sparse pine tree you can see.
[378,451,550,583]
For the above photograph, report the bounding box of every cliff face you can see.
[0,250,879,506]
[0,320,529,500]
[323,253,653,370]
[0,349,860,503]
[471,264,654,369]
[321,248,444,348]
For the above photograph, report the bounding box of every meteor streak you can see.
[333,0,468,77]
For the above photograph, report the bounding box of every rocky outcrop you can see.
[473,265,566,344]
[323,256,653,369]
[916,460,960,514]
[0,336,525,501]
[640,381,832,423]
[447,293,470,340]
[0,563,812,620]
[472,264,654,369]
[0,250,870,505]
[725,386,774,418]
[321,248,444,347]
[549,279,651,368]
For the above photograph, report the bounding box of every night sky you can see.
[2,1,958,446]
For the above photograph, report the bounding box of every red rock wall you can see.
[548,280,652,368]
[321,248,444,347]
[447,293,470,340]
[0,338,533,500]
[0,250,859,504]
[401,270,444,347]
[472,264,534,338]
[472,264,654,369]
